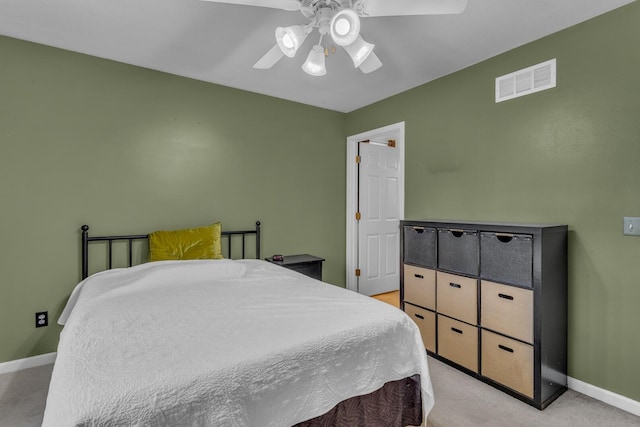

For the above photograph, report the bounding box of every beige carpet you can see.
[0,363,52,427]
[1,357,639,426]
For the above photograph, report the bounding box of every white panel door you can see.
[358,141,401,296]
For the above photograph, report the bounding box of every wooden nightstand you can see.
[266,254,325,281]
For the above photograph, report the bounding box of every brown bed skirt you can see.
[293,374,423,427]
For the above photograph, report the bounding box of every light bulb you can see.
[282,33,294,49]
[275,25,309,57]
[334,18,351,36]
[330,9,360,47]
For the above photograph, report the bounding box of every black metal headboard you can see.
[81,221,261,279]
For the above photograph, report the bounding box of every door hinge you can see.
[355,155,361,163]
[355,268,361,277]
[388,139,396,147]
[355,212,361,220]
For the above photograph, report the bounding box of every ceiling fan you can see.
[202,0,468,76]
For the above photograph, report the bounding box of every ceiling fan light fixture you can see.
[329,9,360,47]
[302,45,327,76]
[204,0,471,77]
[343,35,374,68]
[275,25,309,57]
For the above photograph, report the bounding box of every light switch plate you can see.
[623,217,640,236]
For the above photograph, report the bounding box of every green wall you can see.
[0,36,346,363]
[2,0,639,405]
[346,2,640,402]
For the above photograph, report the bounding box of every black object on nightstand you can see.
[266,254,325,281]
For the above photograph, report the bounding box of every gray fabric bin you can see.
[480,232,533,287]
[438,229,479,275]
[403,226,437,268]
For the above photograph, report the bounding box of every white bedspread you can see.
[43,259,433,426]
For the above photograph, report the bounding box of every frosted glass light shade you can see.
[358,51,383,73]
[343,35,374,68]
[329,9,360,46]
[302,45,327,76]
[276,25,308,57]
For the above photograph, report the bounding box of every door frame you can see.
[346,121,405,292]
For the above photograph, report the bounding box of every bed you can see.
[42,222,433,426]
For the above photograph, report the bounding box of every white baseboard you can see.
[568,376,640,417]
[0,352,56,375]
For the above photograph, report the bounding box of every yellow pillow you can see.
[149,222,223,261]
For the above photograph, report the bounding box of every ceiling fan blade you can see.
[361,0,468,17]
[200,0,300,11]
[358,51,382,74]
[253,45,285,69]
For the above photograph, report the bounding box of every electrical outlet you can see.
[35,311,48,328]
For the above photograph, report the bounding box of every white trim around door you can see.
[346,122,405,293]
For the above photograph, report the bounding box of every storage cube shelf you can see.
[400,220,568,409]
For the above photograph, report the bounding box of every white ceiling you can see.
[0,0,635,112]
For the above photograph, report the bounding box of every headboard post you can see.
[81,225,90,279]
[256,221,261,260]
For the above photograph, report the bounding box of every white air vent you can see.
[495,59,556,103]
